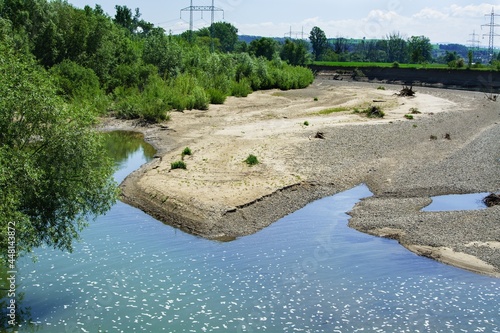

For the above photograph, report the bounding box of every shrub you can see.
[207,88,227,104]
[244,154,259,166]
[392,62,400,68]
[377,86,386,90]
[231,79,253,97]
[192,86,210,110]
[354,106,385,118]
[409,107,421,114]
[182,147,192,158]
[171,161,187,170]
[404,114,414,120]
[303,121,309,126]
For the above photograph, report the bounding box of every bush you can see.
[207,88,227,104]
[392,62,400,68]
[182,147,192,158]
[231,79,253,97]
[244,154,259,166]
[171,161,187,170]
[404,114,414,120]
[355,106,385,118]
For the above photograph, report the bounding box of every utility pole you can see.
[180,0,224,46]
[481,8,500,63]
[284,27,305,40]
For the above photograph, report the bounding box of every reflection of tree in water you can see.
[102,131,156,167]
[0,266,38,332]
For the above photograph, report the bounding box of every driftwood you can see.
[314,131,325,139]
[397,85,416,97]
[483,193,500,207]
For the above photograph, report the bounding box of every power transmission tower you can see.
[467,30,480,62]
[284,26,305,40]
[481,8,500,62]
[180,0,224,46]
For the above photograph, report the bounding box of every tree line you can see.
[309,26,500,68]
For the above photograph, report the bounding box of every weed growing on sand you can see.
[377,86,386,90]
[244,154,259,166]
[171,161,187,170]
[314,97,318,101]
[303,121,310,126]
[182,147,192,158]
[318,107,349,115]
[404,114,414,120]
[354,106,385,118]
[410,107,421,114]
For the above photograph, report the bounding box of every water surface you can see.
[16,132,499,333]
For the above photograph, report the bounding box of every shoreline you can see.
[103,80,500,277]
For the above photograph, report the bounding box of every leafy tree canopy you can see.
[0,29,117,258]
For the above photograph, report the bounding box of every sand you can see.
[101,79,500,277]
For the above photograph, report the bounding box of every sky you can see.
[67,0,500,45]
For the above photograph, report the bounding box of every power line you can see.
[284,26,305,40]
[481,7,500,62]
[180,0,224,46]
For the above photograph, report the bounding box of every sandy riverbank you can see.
[101,79,500,277]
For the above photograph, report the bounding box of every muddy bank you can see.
[106,80,500,277]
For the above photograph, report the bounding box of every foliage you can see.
[0,44,117,257]
[171,161,187,170]
[182,147,192,158]
[318,107,349,115]
[280,39,310,66]
[244,154,259,166]
[309,26,328,61]
[404,114,414,120]
[407,36,432,64]
[354,106,385,118]
[249,37,279,61]
[303,121,309,126]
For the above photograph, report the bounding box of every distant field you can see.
[312,61,496,71]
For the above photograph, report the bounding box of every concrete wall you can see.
[310,65,500,93]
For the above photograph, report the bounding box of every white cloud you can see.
[413,8,449,20]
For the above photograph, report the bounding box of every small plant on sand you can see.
[303,121,310,126]
[171,160,187,170]
[355,105,385,118]
[314,97,318,101]
[377,86,386,90]
[404,114,414,120]
[181,147,192,159]
[409,107,421,114]
[244,154,259,166]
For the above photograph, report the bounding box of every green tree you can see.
[249,37,279,61]
[386,32,408,63]
[309,26,328,60]
[0,42,117,258]
[280,39,309,66]
[209,22,238,53]
[407,35,432,63]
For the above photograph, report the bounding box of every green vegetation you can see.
[244,154,260,166]
[182,147,192,158]
[171,161,187,170]
[303,121,310,126]
[377,86,386,90]
[318,107,350,115]
[0,33,117,258]
[354,106,385,118]
[404,114,414,120]
[409,108,421,114]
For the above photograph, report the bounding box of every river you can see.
[16,131,499,332]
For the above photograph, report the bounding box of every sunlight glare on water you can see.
[17,132,499,333]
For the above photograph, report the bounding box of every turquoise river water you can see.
[14,131,499,332]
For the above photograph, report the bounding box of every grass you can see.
[244,154,259,166]
[171,160,187,170]
[409,107,421,114]
[181,147,192,158]
[317,106,350,115]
